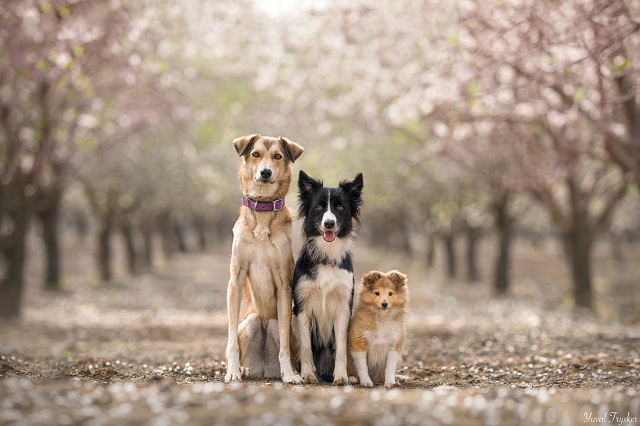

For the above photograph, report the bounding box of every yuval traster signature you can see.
[583,412,638,425]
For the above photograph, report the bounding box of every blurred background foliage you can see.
[1,0,639,318]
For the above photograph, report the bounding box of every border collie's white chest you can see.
[296,264,353,343]
[298,265,353,314]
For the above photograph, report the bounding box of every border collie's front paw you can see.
[333,375,349,386]
[359,377,373,387]
[301,372,318,384]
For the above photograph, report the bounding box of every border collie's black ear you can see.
[298,171,323,218]
[362,271,382,289]
[232,134,260,157]
[386,270,408,289]
[298,170,322,197]
[278,136,304,163]
[339,172,364,219]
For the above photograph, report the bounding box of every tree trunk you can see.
[194,215,207,251]
[443,233,456,279]
[174,220,187,253]
[426,234,436,268]
[0,181,33,319]
[141,223,153,270]
[73,211,89,242]
[0,225,28,319]
[98,213,114,282]
[493,195,513,295]
[159,212,177,258]
[561,226,594,309]
[465,225,480,282]
[37,187,63,291]
[121,222,138,275]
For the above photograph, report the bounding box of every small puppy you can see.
[348,270,408,388]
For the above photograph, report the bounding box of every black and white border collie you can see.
[292,170,364,384]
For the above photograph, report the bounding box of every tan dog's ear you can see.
[232,134,260,157]
[278,136,304,163]
[386,270,408,288]
[361,271,382,289]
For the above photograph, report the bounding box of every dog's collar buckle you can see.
[242,197,285,212]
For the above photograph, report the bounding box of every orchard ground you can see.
[1,233,639,425]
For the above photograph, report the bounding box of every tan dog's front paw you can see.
[385,381,398,389]
[225,369,242,383]
[283,373,302,384]
[348,376,359,385]
[240,366,251,379]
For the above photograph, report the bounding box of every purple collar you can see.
[242,197,285,212]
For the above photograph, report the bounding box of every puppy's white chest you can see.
[364,318,402,346]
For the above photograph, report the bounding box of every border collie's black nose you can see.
[324,219,335,229]
[381,301,388,309]
[260,169,272,179]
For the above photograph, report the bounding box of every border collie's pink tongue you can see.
[323,231,336,242]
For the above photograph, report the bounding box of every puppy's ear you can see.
[339,172,364,219]
[361,271,382,289]
[386,270,408,289]
[232,134,260,157]
[278,136,304,163]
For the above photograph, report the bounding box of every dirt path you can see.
[1,242,639,425]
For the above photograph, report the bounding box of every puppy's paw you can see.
[301,372,318,384]
[348,376,359,385]
[333,375,349,386]
[385,381,398,389]
[282,373,302,385]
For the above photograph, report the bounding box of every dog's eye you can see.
[274,154,282,160]
[374,291,380,296]
[335,204,344,211]
[252,152,260,158]
[315,205,324,211]
[388,291,393,296]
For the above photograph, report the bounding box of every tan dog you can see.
[348,270,408,388]
[225,134,304,384]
